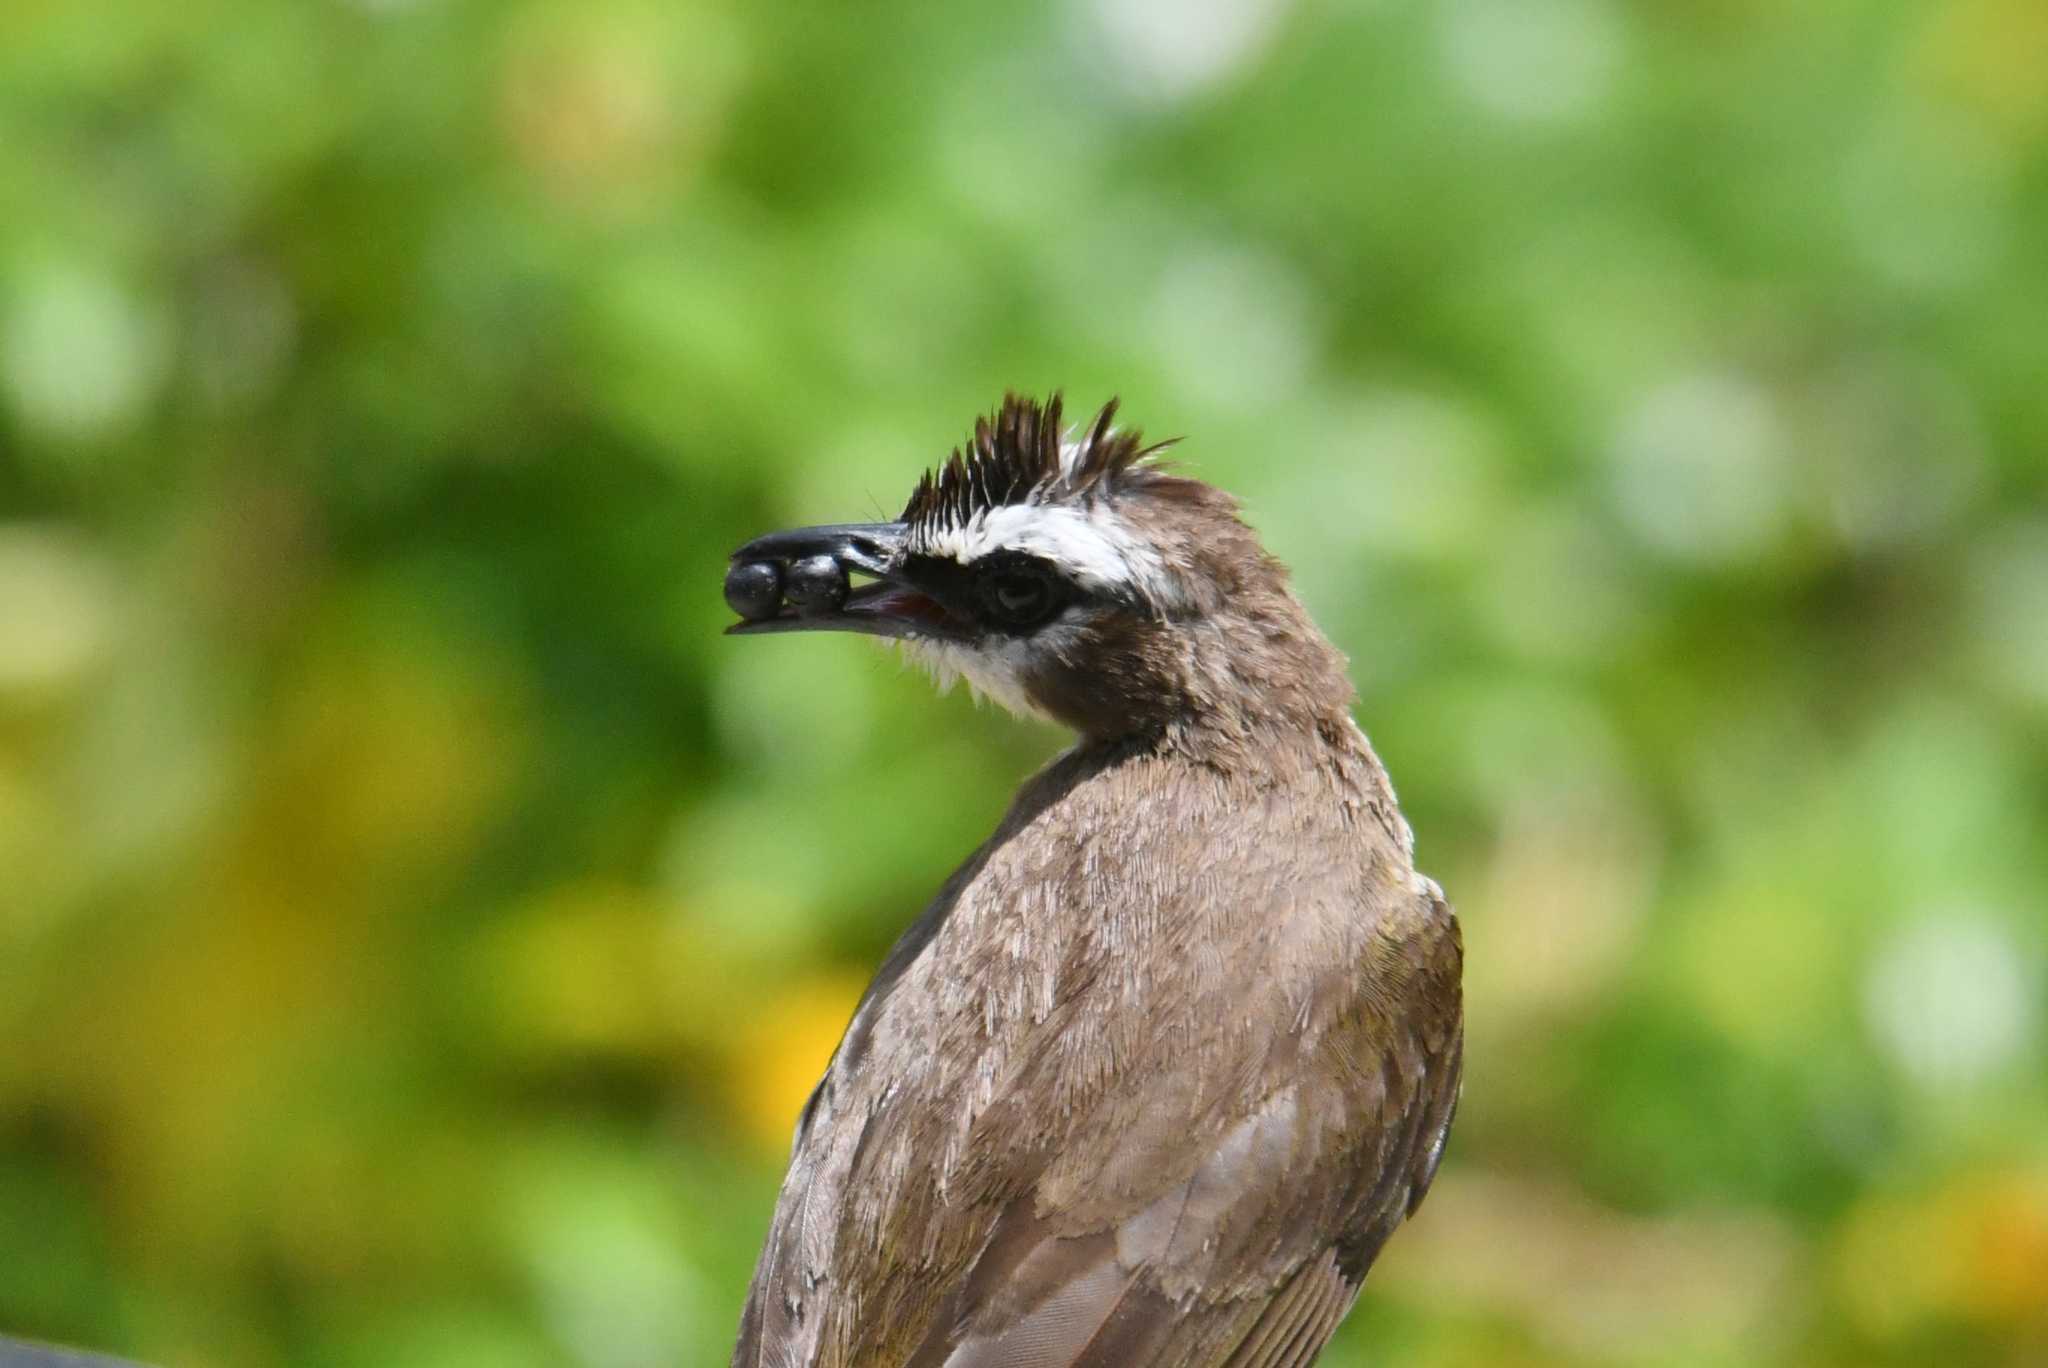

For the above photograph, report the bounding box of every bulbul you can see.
[723,394,1463,1368]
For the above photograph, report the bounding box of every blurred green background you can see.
[2,0,2044,1364]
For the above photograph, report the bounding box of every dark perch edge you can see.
[0,1337,149,1368]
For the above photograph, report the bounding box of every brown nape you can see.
[1020,473,1360,763]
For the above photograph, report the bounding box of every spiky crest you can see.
[900,392,1170,536]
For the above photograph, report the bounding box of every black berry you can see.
[724,559,785,621]
[785,555,849,616]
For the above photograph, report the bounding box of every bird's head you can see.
[727,393,1353,743]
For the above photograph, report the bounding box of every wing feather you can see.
[1221,1251,1356,1368]
[917,995,1460,1367]
[940,1251,1138,1368]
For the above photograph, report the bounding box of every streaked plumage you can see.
[725,395,1463,1368]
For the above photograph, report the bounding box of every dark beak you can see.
[723,521,964,640]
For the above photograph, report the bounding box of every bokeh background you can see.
[2,0,2045,1364]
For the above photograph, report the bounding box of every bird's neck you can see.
[1052,689,1413,885]
[1067,643,1405,857]
[1119,602,1369,774]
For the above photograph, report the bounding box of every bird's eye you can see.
[975,565,1063,630]
[987,573,1050,622]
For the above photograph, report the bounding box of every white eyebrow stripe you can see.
[915,501,1179,604]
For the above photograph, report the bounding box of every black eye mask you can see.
[897,551,1082,637]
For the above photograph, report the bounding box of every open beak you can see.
[723,521,965,641]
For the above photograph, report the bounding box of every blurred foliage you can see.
[1,0,2045,1364]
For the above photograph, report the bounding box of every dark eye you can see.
[976,565,1063,629]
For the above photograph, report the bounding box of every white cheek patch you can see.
[897,638,1048,723]
[914,502,1184,610]
[893,617,1086,725]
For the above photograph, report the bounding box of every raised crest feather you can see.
[900,392,1174,536]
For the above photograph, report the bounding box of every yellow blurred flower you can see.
[1833,1169,2048,1339]
[726,971,867,1154]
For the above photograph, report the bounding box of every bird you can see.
[722,393,1463,1368]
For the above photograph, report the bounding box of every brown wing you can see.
[896,893,1464,1368]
